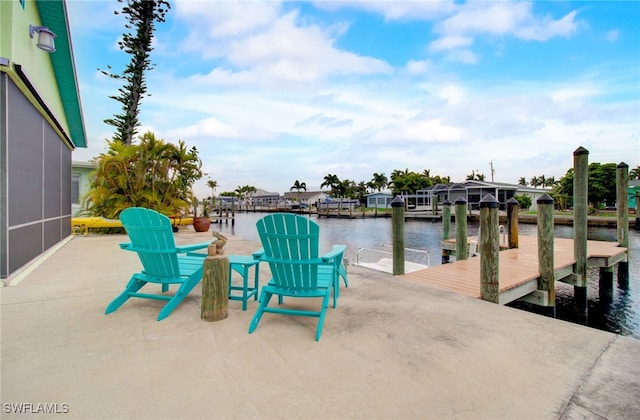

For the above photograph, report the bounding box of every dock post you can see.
[479,194,500,303]
[455,197,468,261]
[442,199,452,264]
[599,266,614,305]
[231,197,235,226]
[573,146,589,317]
[391,196,405,275]
[506,197,519,249]
[636,192,640,231]
[616,162,629,287]
[201,245,229,322]
[537,194,556,316]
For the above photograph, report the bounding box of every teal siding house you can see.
[1,0,87,282]
[366,192,393,209]
[71,161,96,216]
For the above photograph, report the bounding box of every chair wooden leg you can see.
[340,266,349,287]
[105,276,145,314]
[248,290,272,334]
[315,293,330,341]
[157,277,201,321]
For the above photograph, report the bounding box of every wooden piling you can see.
[616,162,629,286]
[506,197,519,249]
[442,199,452,264]
[231,197,235,225]
[391,196,405,275]
[537,194,555,314]
[479,194,499,303]
[201,245,229,322]
[599,266,614,304]
[636,192,640,231]
[442,199,452,240]
[573,146,589,316]
[454,197,468,261]
[432,195,438,216]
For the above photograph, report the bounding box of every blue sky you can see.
[67,0,640,198]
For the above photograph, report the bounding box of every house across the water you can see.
[401,181,550,212]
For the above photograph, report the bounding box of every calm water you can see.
[212,212,640,339]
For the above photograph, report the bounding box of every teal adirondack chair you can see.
[248,213,346,341]
[105,207,211,321]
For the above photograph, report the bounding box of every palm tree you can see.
[544,176,556,188]
[321,174,341,196]
[234,185,256,203]
[290,180,307,205]
[539,174,547,188]
[432,175,450,184]
[630,166,640,180]
[518,177,528,186]
[290,180,307,194]
[371,172,388,192]
[207,179,217,200]
[530,176,541,189]
[466,171,476,180]
[85,133,201,218]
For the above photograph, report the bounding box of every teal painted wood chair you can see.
[248,213,346,341]
[105,207,211,321]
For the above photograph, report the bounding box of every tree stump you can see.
[201,237,229,322]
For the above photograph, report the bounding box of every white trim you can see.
[2,235,73,287]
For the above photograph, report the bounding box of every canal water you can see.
[212,212,640,339]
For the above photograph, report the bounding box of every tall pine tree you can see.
[101,0,170,145]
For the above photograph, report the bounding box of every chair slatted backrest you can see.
[256,213,321,290]
[120,208,181,278]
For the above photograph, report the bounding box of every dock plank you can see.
[399,235,627,304]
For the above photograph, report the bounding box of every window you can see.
[72,174,80,204]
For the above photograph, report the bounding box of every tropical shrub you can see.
[83,132,202,218]
[513,194,532,210]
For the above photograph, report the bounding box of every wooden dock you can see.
[398,235,627,305]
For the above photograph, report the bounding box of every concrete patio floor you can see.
[1,230,639,419]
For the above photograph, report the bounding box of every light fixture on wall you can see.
[29,25,56,52]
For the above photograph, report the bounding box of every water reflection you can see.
[213,212,639,339]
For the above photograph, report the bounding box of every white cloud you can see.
[437,2,533,36]
[444,49,478,65]
[428,35,473,53]
[405,59,432,75]
[164,116,239,140]
[312,0,455,20]
[426,2,579,60]
[515,10,579,41]
[175,0,281,38]
[177,8,391,87]
[550,86,600,102]
[435,2,578,40]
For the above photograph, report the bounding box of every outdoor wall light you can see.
[29,25,56,52]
